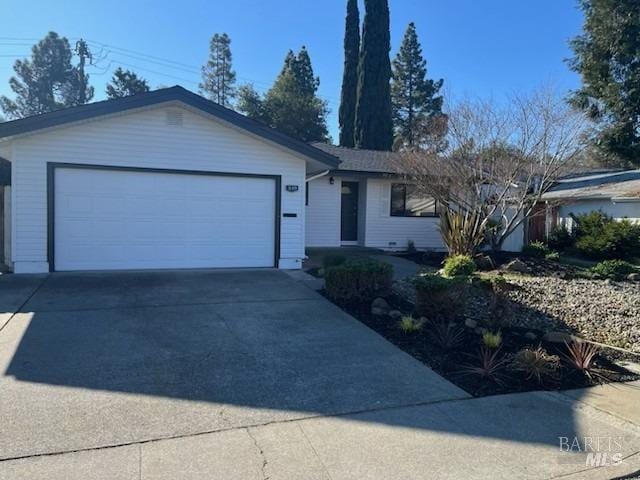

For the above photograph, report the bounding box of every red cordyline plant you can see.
[560,341,603,380]
[458,346,509,385]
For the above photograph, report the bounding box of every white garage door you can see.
[53,167,277,271]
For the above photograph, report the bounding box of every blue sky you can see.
[1,0,583,140]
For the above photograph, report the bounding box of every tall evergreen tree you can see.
[237,48,329,142]
[106,67,150,99]
[235,84,268,122]
[569,0,640,166]
[338,0,360,147]
[0,32,91,119]
[200,33,236,107]
[354,0,393,151]
[391,22,444,150]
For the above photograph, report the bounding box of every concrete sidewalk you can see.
[2,382,639,480]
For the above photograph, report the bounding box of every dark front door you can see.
[341,181,359,242]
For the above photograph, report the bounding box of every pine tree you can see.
[569,0,640,166]
[200,33,236,107]
[391,22,444,150]
[106,67,150,99]
[235,84,268,123]
[338,0,360,147]
[354,0,393,151]
[0,32,91,119]
[237,48,329,142]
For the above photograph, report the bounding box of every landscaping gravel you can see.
[504,276,640,354]
[394,275,640,354]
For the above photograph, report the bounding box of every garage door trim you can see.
[46,162,282,272]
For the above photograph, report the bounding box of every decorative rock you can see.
[474,326,487,335]
[464,318,478,329]
[627,273,640,282]
[475,255,495,271]
[371,297,390,315]
[542,331,576,344]
[419,316,429,325]
[524,332,537,341]
[388,310,403,320]
[504,259,531,274]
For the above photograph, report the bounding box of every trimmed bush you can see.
[545,251,560,262]
[414,274,467,318]
[443,254,477,277]
[547,225,574,251]
[591,259,636,280]
[322,254,347,270]
[324,258,393,304]
[522,241,549,258]
[574,212,640,260]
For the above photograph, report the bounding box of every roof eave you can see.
[0,86,340,169]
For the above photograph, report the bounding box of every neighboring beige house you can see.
[540,169,640,234]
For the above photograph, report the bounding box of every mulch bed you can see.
[327,293,639,397]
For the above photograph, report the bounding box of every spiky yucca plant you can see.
[439,208,486,256]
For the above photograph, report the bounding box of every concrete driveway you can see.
[1,270,639,479]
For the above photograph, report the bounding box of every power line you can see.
[0,37,341,106]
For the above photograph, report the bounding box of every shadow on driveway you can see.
[0,270,633,468]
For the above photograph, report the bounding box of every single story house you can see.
[0,86,517,274]
[540,169,640,234]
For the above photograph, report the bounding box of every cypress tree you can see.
[354,0,393,151]
[391,22,444,150]
[338,0,360,147]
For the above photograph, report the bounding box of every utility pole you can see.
[75,39,93,104]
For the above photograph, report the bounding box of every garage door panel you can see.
[54,168,277,271]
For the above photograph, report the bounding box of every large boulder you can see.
[475,255,495,271]
[371,297,390,316]
[504,258,531,274]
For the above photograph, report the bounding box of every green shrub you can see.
[547,225,574,251]
[545,251,560,262]
[398,315,424,333]
[443,254,477,277]
[522,241,549,258]
[322,254,347,270]
[574,212,640,260]
[591,259,636,280]
[414,274,467,317]
[482,331,502,349]
[324,258,393,304]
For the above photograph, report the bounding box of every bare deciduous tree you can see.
[399,88,591,252]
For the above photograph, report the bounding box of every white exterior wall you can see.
[364,178,445,251]
[3,186,11,267]
[305,176,341,247]
[557,199,640,230]
[8,103,307,273]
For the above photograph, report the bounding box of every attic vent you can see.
[165,110,184,126]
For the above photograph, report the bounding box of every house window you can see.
[390,183,439,217]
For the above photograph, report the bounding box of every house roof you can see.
[311,143,403,175]
[541,169,640,201]
[0,86,340,169]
